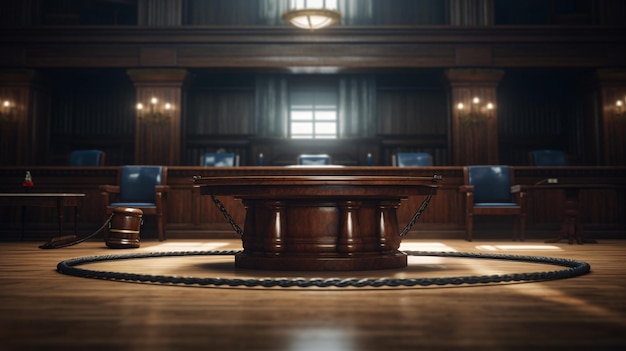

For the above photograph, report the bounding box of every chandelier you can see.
[282,0,341,31]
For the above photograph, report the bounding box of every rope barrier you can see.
[56,250,590,289]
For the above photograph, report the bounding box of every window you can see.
[289,89,338,139]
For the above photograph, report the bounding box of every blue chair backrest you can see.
[70,150,104,166]
[467,166,512,203]
[532,150,567,166]
[119,166,163,203]
[297,154,331,165]
[396,152,432,167]
[201,153,236,167]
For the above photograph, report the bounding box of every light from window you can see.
[290,90,337,139]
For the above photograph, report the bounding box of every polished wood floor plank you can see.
[1,239,625,351]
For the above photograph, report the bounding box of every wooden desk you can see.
[0,193,85,239]
[531,184,615,245]
[194,175,439,271]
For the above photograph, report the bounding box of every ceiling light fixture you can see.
[282,0,341,31]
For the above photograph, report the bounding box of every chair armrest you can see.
[99,185,120,194]
[459,185,474,193]
[510,185,528,211]
[99,185,119,210]
[155,185,170,193]
[459,185,474,214]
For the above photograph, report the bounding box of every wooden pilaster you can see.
[127,69,189,165]
[595,69,626,165]
[0,70,49,166]
[445,68,504,166]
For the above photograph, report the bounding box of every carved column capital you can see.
[444,68,505,86]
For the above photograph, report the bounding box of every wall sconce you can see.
[136,97,172,124]
[0,100,16,122]
[456,97,494,125]
[282,0,341,31]
[615,98,626,119]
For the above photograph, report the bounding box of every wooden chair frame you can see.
[459,166,527,242]
[100,166,169,241]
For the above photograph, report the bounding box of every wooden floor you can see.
[1,237,625,351]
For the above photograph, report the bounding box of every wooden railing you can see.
[1,166,624,241]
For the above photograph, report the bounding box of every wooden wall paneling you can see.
[186,89,255,135]
[48,69,136,165]
[445,69,503,165]
[185,86,255,165]
[596,69,626,165]
[0,69,48,166]
[448,0,495,26]
[377,88,448,135]
[0,0,35,27]
[371,0,447,25]
[127,69,189,165]
[0,85,27,165]
[138,0,183,26]
[590,0,626,25]
[575,75,602,166]
[497,70,577,165]
[184,0,261,25]
[376,76,449,165]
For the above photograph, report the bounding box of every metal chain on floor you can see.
[56,250,590,288]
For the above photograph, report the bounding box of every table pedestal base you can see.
[235,251,407,271]
[238,198,408,271]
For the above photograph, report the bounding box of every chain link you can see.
[210,195,244,237]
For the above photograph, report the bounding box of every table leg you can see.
[74,205,79,235]
[56,198,64,236]
[21,206,25,240]
[545,188,596,245]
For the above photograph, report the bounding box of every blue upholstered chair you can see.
[297,154,331,165]
[459,166,527,242]
[201,153,237,167]
[530,150,567,166]
[69,149,105,166]
[395,152,432,167]
[100,166,169,241]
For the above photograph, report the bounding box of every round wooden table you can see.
[194,175,439,271]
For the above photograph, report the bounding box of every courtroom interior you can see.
[1,1,625,350]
